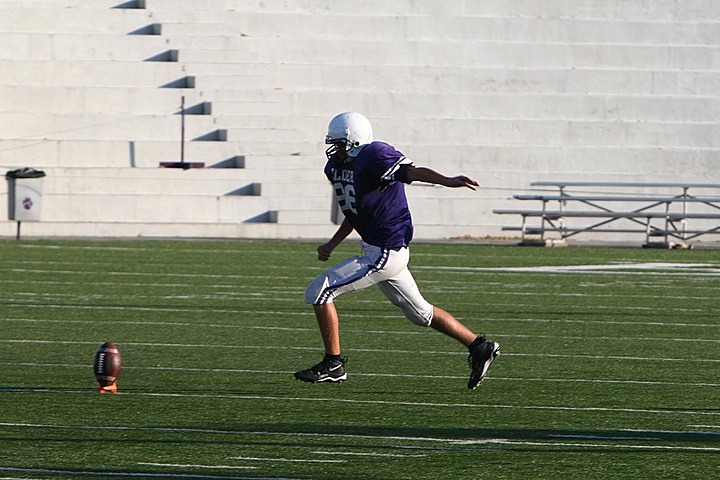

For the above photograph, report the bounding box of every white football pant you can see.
[305,242,434,327]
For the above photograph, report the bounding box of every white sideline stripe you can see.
[8,268,311,279]
[4,362,720,388]
[9,262,720,277]
[310,451,426,458]
[0,317,714,343]
[548,434,662,441]
[17,244,305,255]
[415,262,720,276]
[0,303,318,316]
[5,275,719,302]
[4,304,719,329]
[0,422,472,444]
[500,262,718,271]
[0,466,272,479]
[453,439,720,452]
[228,457,344,464]
[97,393,720,417]
[624,428,720,436]
[3,317,720,344]
[3,279,719,308]
[426,268,720,278]
[0,477,45,480]
[2,298,711,320]
[2,384,719,416]
[1,339,718,364]
[0,279,303,292]
[138,463,257,470]
[5,278,719,302]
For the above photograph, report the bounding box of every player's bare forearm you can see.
[317,217,354,261]
[405,166,478,190]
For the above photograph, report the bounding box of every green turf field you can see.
[0,239,718,479]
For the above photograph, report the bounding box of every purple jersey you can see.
[325,141,415,249]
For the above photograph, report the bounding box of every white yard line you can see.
[2,317,720,344]
[453,439,720,452]
[415,262,720,276]
[228,457,344,464]
[3,302,718,327]
[2,362,719,388]
[0,339,717,364]
[0,466,270,479]
[1,386,719,416]
[310,451,425,458]
[138,463,257,470]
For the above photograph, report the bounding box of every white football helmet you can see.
[325,112,374,162]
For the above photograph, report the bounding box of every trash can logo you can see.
[23,197,33,210]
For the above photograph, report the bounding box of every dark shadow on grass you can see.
[4,424,719,449]
[244,423,720,446]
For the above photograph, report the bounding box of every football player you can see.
[295,112,499,390]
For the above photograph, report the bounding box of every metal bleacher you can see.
[494,182,720,248]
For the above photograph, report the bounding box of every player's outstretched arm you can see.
[405,166,478,190]
[317,217,354,261]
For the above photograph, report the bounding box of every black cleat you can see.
[294,356,347,383]
[468,337,500,390]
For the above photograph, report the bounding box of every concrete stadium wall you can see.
[0,0,718,243]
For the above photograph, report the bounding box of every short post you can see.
[180,95,186,169]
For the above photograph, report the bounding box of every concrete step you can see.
[2,136,716,174]
[0,112,220,140]
[139,0,719,22]
[0,7,151,34]
[133,12,720,46]
[40,193,272,223]
[275,209,331,225]
[190,74,275,90]
[240,155,322,170]
[175,39,720,70]
[208,91,720,123]
[110,113,720,150]
[43,167,322,194]
[37,192,330,223]
[183,62,720,97]
[463,0,720,22]
[0,137,324,167]
[1,32,169,61]
[0,59,185,87]
[143,0,481,15]
[0,85,207,114]
[0,218,344,240]
[0,138,247,169]
[4,73,717,124]
[0,0,144,8]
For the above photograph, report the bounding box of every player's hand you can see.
[447,175,479,190]
[317,242,335,261]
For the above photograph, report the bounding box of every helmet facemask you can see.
[325,137,351,163]
[324,112,373,164]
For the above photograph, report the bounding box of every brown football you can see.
[93,342,121,386]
